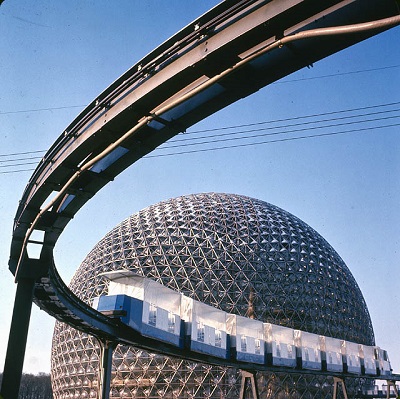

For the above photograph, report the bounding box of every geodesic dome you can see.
[51,193,374,398]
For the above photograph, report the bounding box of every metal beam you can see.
[333,377,349,399]
[98,340,117,399]
[239,370,260,399]
[0,278,36,399]
[386,381,399,399]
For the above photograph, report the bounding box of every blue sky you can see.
[0,1,399,375]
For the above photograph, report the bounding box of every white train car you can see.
[181,296,229,359]
[227,314,265,364]
[265,323,296,367]
[296,331,322,370]
[343,341,361,374]
[323,336,344,372]
[360,345,377,376]
[95,271,184,347]
[376,347,392,376]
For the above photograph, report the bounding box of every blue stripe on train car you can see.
[190,339,230,359]
[141,320,184,348]
[236,351,265,364]
[266,342,297,368]
[344,359,362,374]
[299,347,322,371]
[302,359,322,370]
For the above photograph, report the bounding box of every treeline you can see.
[0,373,53,399]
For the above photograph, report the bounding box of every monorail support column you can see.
[1,257,48,399]
[239,370,260,399]
[98,340,116,399]
[386,380,399,399]
[332,377,349,399]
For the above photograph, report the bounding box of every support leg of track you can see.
[0,278,36,399]
[239,370,260,399]
[387,380,399,399]
[332,377,348,399]
[98,340,116,399]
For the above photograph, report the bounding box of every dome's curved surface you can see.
[51,193,374,398]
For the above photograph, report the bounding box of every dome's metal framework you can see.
[51,193,374,399]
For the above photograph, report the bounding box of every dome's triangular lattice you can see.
[51,193,374,398]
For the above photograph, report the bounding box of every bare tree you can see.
[0,372,53,399]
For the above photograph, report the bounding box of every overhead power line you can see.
[0,65,398,116]
[186,101,400,135]
[0,150,47,158]
[163,113,400,149]
[0,161,39,169]
[0,100,398,174]
[0,156,43,164]
[170,108,400,144]
[0,105,86,116]
[275,64,400,85]
[146,122,400,158]
[0,168,36,175]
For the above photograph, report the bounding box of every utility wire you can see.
[1,100,398,173]
[185,101,400,135]
[159,113,400,150]
[2,100,398,158]
[0,168,36,175]
[170,108,400,143]
[3,106,397,165]
[0,105,86,116]
[275,64,400,84]
[0,161,39,169]
[0,66,398,116]
[1,120,398,173]
[0,150,46,158]
[0,156,43,164]
[145,122,400,158]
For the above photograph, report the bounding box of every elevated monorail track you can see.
[3,0,400,398]
[34,262,400,383]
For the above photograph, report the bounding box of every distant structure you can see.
[51,193,374,398]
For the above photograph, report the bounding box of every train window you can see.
[149,304,157,326]
[287,344,293,359]
[241,335,247,352]
[383,350,389,361]
[197,321,205,342]
[255,339,261,355]
[276,343,281,357]
[168,311,175,333]
[304,347,309,361]
[215,330,222,348]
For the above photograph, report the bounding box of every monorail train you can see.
[93,271,392,377]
